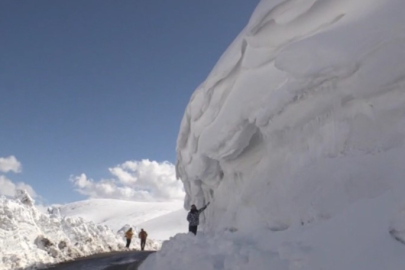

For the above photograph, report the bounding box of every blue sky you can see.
[0,0,259,204]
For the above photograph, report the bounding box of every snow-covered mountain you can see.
[58,199,188,240]
[143,0,405,269]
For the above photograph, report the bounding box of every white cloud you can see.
[71,160,185,202]
[0,156,22,173]
[0,156,37,199]
[74,173,93,188]
[0,175,16,197]
[0,175,37,198]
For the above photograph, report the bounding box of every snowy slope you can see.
[58,199,185,240]
[144,0,405,269]
[136,209,188,241]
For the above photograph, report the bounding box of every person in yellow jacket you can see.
[125,228,134,248]
[138,228,148,251]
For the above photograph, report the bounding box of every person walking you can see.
[138,228,148,251]
[187,202,210,235]
[125,228,134,248]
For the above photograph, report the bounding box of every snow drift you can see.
[0,191,158,270]
[144,0,405,269]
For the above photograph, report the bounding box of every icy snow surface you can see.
[145,0,405,269]
[0,192,160,270]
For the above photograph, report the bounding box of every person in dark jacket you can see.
[138,228,148,251]
[187,202,210,235]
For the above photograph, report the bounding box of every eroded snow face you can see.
[176,0,405,232]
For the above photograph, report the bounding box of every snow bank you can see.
[0,191,157,270]
[144,0,405,269]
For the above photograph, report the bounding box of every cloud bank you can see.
[71,159,185,202]
[0,175,37,198]
[0,156,22,173]
[0,156,37,198]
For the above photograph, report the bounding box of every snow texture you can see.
[145,0,405,269]
[0,191,159,270]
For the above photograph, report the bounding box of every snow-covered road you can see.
[45,251,154,270]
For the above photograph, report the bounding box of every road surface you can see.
[46,251,154,270]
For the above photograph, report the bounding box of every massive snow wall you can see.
[176,0,405,232]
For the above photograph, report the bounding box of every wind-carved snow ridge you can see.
[177,0,405,236]
[0,190,160,270]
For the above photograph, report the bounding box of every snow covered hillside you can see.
[144,0,405,269]
[58,199,187,240]
[0,190,129,270]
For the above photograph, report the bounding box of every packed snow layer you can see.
[58,199,186,240]
[176,0,405,232]
[0,192,158,270]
